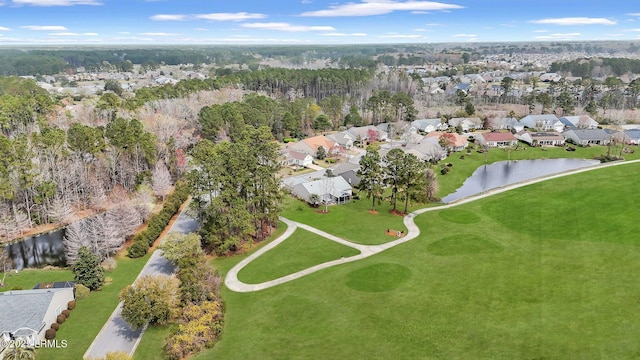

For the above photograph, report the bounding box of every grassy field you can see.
[237,228,360,284]
[195,162,640,359]
[280,196,408,245]
[0,253,151,360]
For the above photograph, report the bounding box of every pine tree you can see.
[71,246,105,290]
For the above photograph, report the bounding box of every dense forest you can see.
[550,57,640,78]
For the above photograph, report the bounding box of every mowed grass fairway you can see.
[237,228,360,284]
[199,162,640,359]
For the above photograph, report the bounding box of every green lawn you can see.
[195,162,640,359]
[280,196,408,245]
[133,324,175,360]
[237,228,360,284]
[33,253,151,360]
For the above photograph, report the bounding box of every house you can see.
[490,117,524,132]
[519,114,564,132]
[331,163,361,187]
[347,125,388,143]
[288,135,344,158]
[326,131,355,150]
[411,118,448,133]
[476,132,518,148]
[448,117,483,132]
[291,176,352,205]
[0,287,75,353]
[562,129,611,146]
[623,129,640,145]
[404,138,447,162]
[559,115,599,129]
[515,131,565,146]
[280,148,313,168]
[425,131,469,152]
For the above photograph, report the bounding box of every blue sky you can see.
[1,0,640,45]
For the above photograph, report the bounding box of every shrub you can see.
[75,284,90,300]
[45,328,56,340]
[56,314,66,324]
[128,240,149,258]
[101,257,117,271]
[51,322,60,331]
[62,309,70,318]
[104,276,113,285]
[10,285,23,290]
[67,300,76,310]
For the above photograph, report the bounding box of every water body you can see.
[3,228,67,270]
[441,158,600,203]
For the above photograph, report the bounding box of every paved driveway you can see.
[83,208,199,359]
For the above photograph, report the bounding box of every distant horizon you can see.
[1,0,640,45]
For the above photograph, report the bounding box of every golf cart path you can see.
[225,159,640,293]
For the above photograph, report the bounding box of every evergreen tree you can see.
[357,147,384,211]
[71,246,105,290]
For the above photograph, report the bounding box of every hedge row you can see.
[128,182,190,258]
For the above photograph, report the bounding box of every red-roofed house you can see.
[477,132,517,147]
[424,131,469,152]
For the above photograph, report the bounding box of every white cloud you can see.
[195,12,267,21]
[529,17,616,26]
[412,11,430,14]
[300,0,463,17]
[21,25,68,31]
[452,33,476,38]
[321,32,366,36]
[625,28,640,32]
[241,22,335,32]
[425,23,443,26]
[0,26,10,31]
[138,32,177,36]
[49,32,98,36]
[626,13,640,16]
[379,34,425,39]
[151,12,267,22]
[534,32,581,40]
[604,33,623,37]
[150,14,189,21]
[532,29,549,33]
[12,0,101,5]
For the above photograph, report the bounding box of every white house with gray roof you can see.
[291,176,352,205]
[0,287,75,353]
[519,114,564,132]
[562,129,611,146]
[411,118,448,133]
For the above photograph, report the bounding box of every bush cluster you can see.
[45,328,56,340]
[75,284,90,300]
[128,182,189,258]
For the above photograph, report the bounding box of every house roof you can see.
[281,148,311,161]
[624,129,640,140]
[529,132,564,140]
[425,131,469,147]
[559,115,598,128]
[301,135,336,152]
[0,288,73,334]
[293,176,352,200]
[412,118,442,131]
[480,132,517,142]
[563,129,610,141]
[326,131,354,146]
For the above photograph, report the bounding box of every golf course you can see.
[198,159,640,359]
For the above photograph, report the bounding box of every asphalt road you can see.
[83,207,199,359]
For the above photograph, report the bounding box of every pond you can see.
[441,158,601,203]
[3,228,67,270]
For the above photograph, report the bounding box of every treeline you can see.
[0,80,177,241]
[550,57,640,78]
[216,67,373,101]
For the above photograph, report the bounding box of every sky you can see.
[1,0,640,45]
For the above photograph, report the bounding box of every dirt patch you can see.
[385,229,405,237]
[315,209,330,214]
[368,210,379,215]
[389,209,407,217]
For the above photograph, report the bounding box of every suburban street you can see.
[83,207,199,359]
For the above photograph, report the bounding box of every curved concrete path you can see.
[225,159,640,293]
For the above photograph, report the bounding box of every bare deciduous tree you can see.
[152,160,173,201]
[48,197,74,225]
[63,220,85,264]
